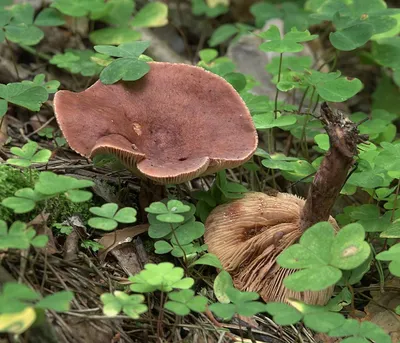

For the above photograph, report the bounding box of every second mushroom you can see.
[204,103,368,305]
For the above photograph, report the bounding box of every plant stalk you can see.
[299,102,368,231]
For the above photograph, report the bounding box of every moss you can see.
[0,164,93,225]
[0,164,33,222]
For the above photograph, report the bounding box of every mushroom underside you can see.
[54,62,257,184]
[204,192,339,305]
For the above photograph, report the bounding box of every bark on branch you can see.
[299,102,368,231]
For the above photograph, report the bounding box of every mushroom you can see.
[53,62,257,185]
[204,191,339,305]
[204,103,367,305]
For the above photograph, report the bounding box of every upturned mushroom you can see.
[53,62,257,185]
[204,103,368,305]
[204,191,339,305]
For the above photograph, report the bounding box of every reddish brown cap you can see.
[54,62,257,184]
[204,191,339,305]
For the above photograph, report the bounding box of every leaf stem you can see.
[169,223,188,267]
[157,291,165,340]
[274,53,283,120]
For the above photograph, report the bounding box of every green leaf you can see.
[35,172,94,196]
[278,222,335,269]
[305,71,363,102]
[88,217,118,231]
[0,83,48,111]
[5,23,44,46]
[36,291,74,311]
[314,133,330,151]
[114,207,137,223]
[224,72,246,92]
[265,302,303,326]
[259,25,317,53]
[208,24,238,47]
[209,303,236,320]
[330,22,374,51]
[191,0,228,18]
[190,253,223,269]
[304,312,345,333]
[145,202,168,214]
[131,2,168,28]
[0,221,47,250]
[330,223,371,270]
[50,0,109,18]
[165,290,207,315]
[89,203,118,219]
[99,57,150,85]
[34,8,65,26]
[283,266,342,291]
[381,221,400,238]
[171,220,204,245]
[253,112,297,130]
[2,196,36,213]
[214,271,233,303]
[90,27,141,45]
[50,50,104,77]
[0,99,7,118]
[129,263,194,293]
[65,190,93,203]
[154,240,173,254]
[199,49,218,63]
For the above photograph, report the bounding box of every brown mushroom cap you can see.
[54,62,257,184]
[204,191,339,305]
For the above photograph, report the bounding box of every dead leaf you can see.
[111,243,143,276]
[28,212,59,254]
[363,278,400,342]
[98,224,148,261]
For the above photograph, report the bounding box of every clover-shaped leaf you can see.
[3,4,44,46]
[131,2,168,28]
[50,49,105,77]
[2,188,46,214]
[34,8,65,27]
[0,220,48,250]
[146,199,191,223]
[304,71,363,102]
[101,291,147,319]
[253,112,297,130]
[190,253,223,269]
[278,222,371,292]
[22,74,60,94]
[35,291,74,312]
[375,142,400,172]
[50,0,109,18]
[0,282,40,314]
[259,25,317,53]
[265,302,302,326]
[88,203,137,231]
[209,287,266,320]
[164,289,208,316]
[376,243,400,277]
[34,172,94,203]
[129,262,194,293]
[7,141,51,168]
[94,41,150,85]
[0,82,48,112]
[330,223,371,270]
[330,21,374,51]
[89,27,141,45]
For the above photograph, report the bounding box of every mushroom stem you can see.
[299,102,368,232]
[138,179,167,222]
